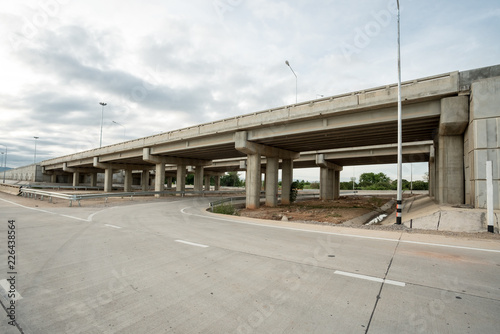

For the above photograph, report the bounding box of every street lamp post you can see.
[34,136,39,164]
[0,144,6,183]
[112,121,126,141]
[396,0,403,224]
[99,102,107,148]
[285,60,298,104]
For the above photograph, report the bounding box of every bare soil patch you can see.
[238,195,393,224]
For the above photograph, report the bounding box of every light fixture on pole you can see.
[285,60,298,104]
[112,121,126,141]
[99,102,107,148]
[34,136,39,164]
[0,144,6,183]
[396,0,403,224]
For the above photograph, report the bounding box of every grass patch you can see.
[213,203,238,215]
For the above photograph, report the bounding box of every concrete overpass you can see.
[6,65,500,210]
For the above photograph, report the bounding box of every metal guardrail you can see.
[19,188,248,207]
[20,187,319,208]
[27,184,103,191]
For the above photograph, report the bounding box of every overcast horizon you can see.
[1,0,499,182]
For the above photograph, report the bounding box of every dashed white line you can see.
[175,240,209,248]
[104,224,122,229]
[334,270,406,287]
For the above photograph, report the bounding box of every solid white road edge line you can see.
[180,207,500,254]
[175,240,209,248]
[0,279,23,300]
[0,197,90,222]
[334,270,406,287]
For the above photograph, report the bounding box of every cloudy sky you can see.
[1,0,499,182]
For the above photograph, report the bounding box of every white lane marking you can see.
[104,224,122,229]
[334,270,406,287]
[0,197,90,222]
[175,240,209,248]
[0,279,23,300]
[180,207,500,254]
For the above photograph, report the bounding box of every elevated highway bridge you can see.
[7,65,499,211]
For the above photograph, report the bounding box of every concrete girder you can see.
[235,131,300,159]
[63,163,103,174]
[93,157,149,171]
[315,154,343,171]
[150,132,234,155]
[143,147,211,166]
[246,101,441,144]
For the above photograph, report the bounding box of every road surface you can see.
[0,195,499,333]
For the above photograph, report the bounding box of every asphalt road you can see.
[0,195,499,333]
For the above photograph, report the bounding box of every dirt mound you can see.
[238,196,393,224]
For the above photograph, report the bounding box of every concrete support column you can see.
[333,170,340,200]
[438,135,465,204]
[90,173,97,187]
[176,164,186,193]
[320,167,333,200]
[104,168,113,192]
[214,175,221,191]
[436,96,469,205]
[72,172,80,187]
[141,170,149,191]
[204,175,211,191]
[429,146,435,198]
[194,166,204,192]
[265,157,279,207]
[51,174,57,183]
[155,163,165,197]
[281,159,293,205]
[124,169,133,192]
[166,177,173,189]
[246,154,262,209]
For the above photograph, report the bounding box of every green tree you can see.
[340,181,357,190]
[359,172,391,188]
[185,174,194,185]
[220,172,242,187]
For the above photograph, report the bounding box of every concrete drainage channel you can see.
[343,199,396,227]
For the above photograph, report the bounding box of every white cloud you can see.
[0,0,498,176]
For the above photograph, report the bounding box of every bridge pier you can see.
[103,168,113,192]
[141,170,149,191]
[176,164,186,193]
[246,154,262,209]
[316,154,342,200]
[235,131,299,209]
[72,172,80,187]
[214,175,221,191]
[265,157,279,207]
[281,159,293,205]
[204,175,211,191]
[194,166,204,192]
[90,173,98,187]
[154,163,165,197]
[436,96,469,205]
[429,146,435,198]
[124,169,133,192]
